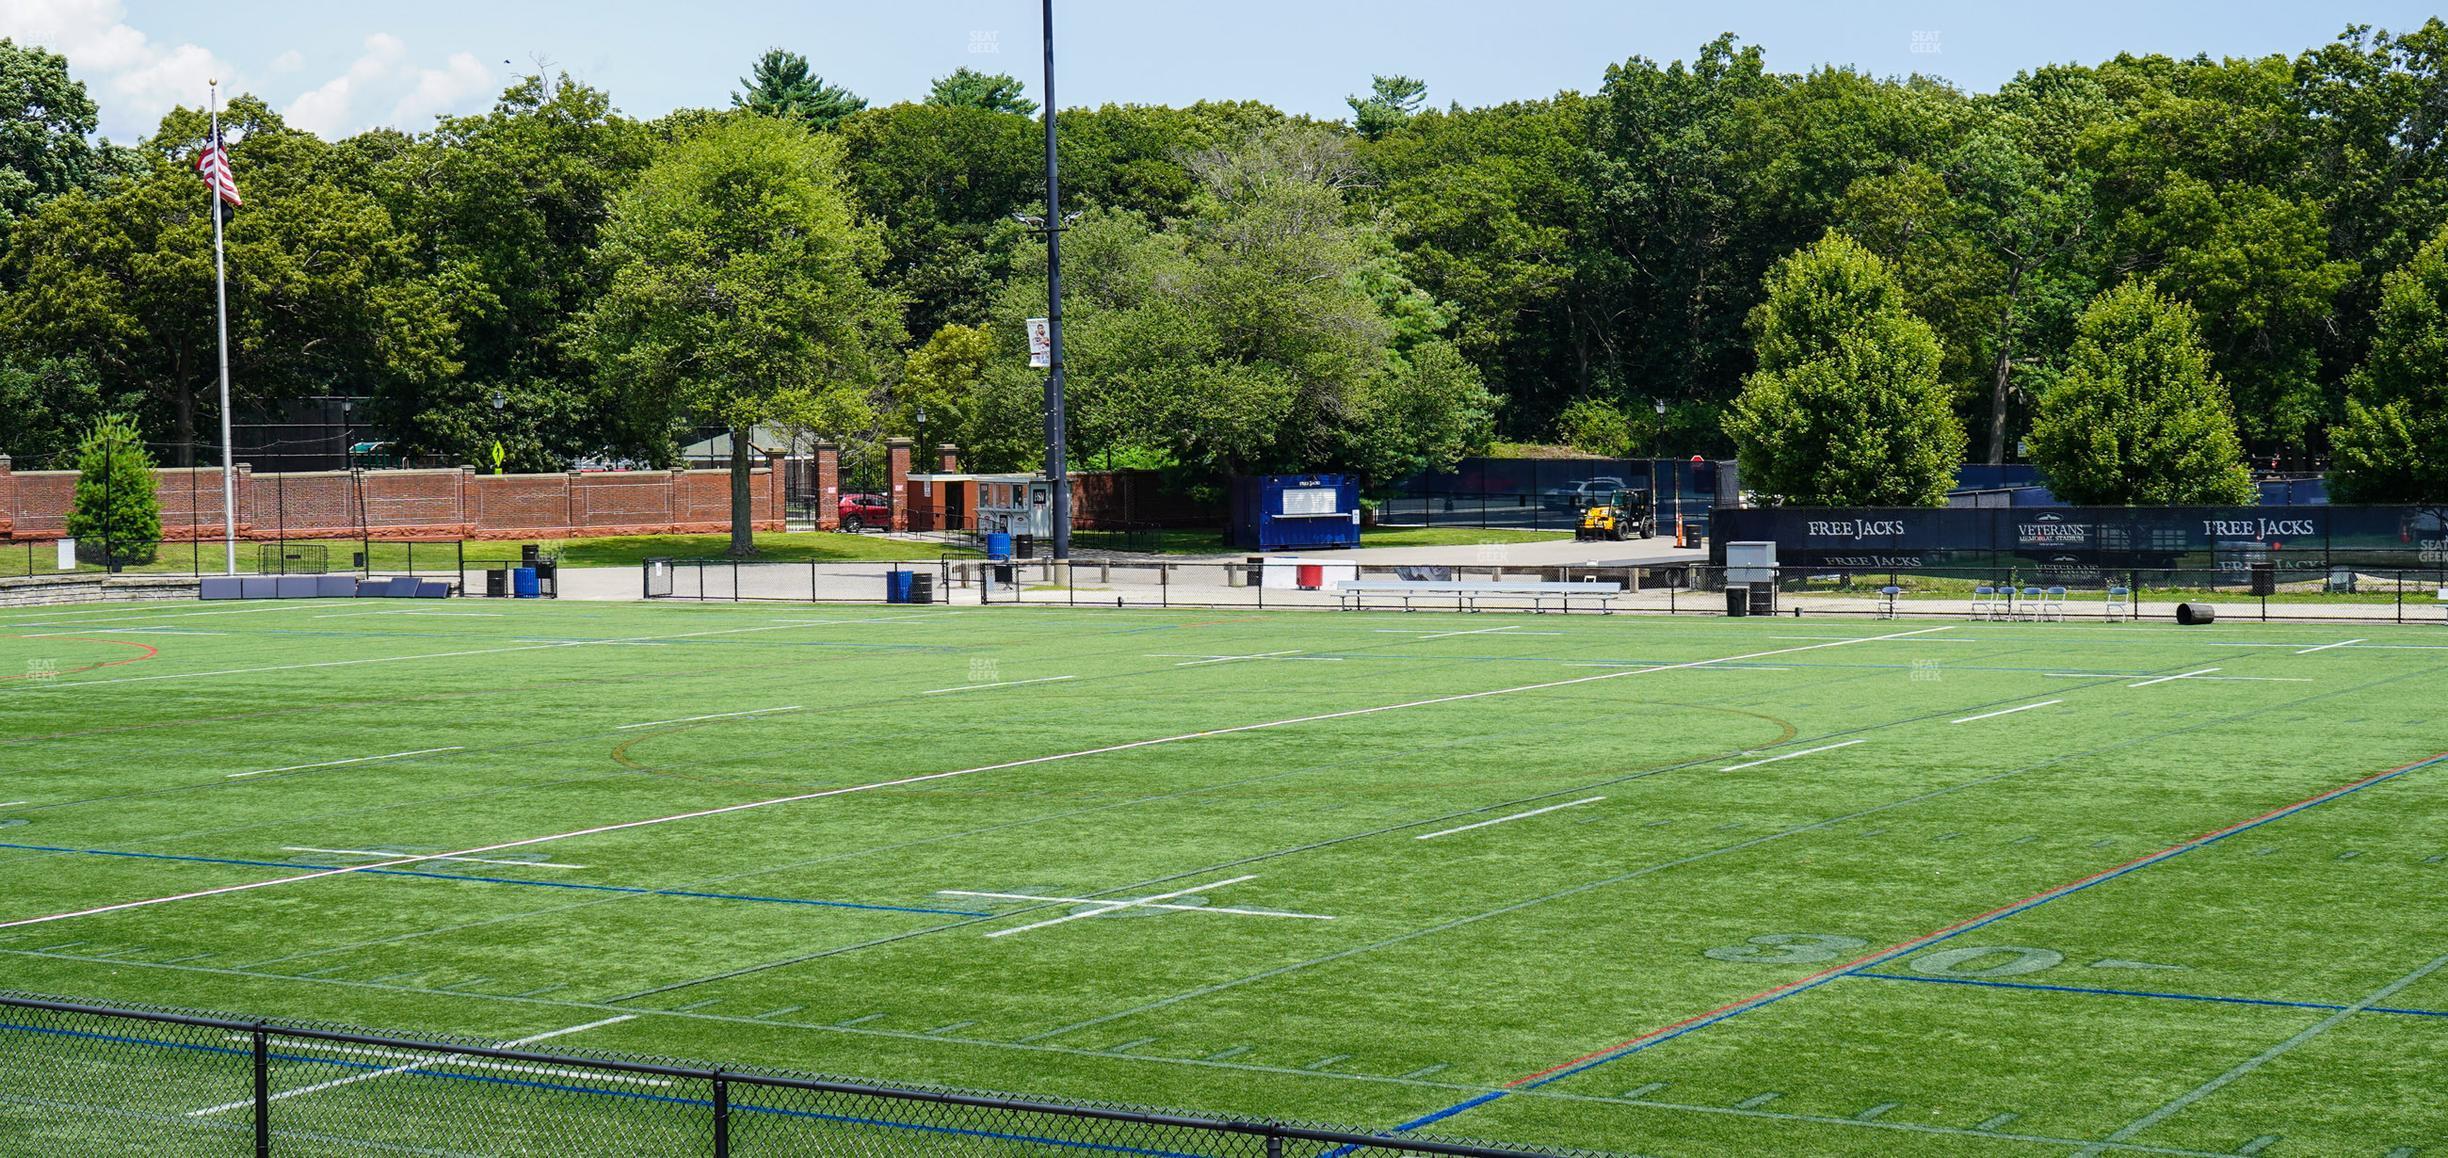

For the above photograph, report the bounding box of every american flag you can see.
[195,132,242,207]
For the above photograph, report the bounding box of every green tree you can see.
[0,38,100,227]
[2332,228,2448,502]
[576,115,902,555]
[65,414,161,566]
[926,68,1037,116]
[2026,279,2257,504]
[897,323,995,454]
[732,49,866,130]
[1555,398,1633,457]
[2,97,457,462]
[1347,75,1428,141]
[376,76,652,469]
[0,354,119,466]
[1725,233,1963,506]
[837,102,1039,336]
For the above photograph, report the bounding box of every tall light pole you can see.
[1039,0,1071,561]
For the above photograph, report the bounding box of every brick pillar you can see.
[0,454,13,540]
[765,448,788,530]
[459,466,478,537]
[886,437,913,532]
[937,444,960,473]
[565,470,583,536]
[813,442,840,531]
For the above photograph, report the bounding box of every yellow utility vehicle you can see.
[1575,488,1655,541]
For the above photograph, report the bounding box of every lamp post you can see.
[1039,0,1069,561]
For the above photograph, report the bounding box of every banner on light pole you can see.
[1026,317,1051,368]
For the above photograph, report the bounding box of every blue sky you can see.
[7,1,2442,141]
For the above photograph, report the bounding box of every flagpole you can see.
[209,81,236,575]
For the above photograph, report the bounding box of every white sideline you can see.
[983,876,1260,939]
[1721,739,1865,772]
[1950,700,2064,725]
[614,706,802,729]
[226,747,465,779]
[187,1015,635,1116]
[0,625,1952,932]
[284,848,589,871]
[214,1035,669,1087]
[10,615,929,693]
[1415,796,1606,840]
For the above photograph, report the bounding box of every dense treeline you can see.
[5,24,2448,503]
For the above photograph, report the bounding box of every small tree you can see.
[925,68,1036,116]
[1347,75,1428,141]
[1724,233,1963,506]
[2333,227,2448,503]
[65,414,160,566]
[2026,279,2256,505]
[732,49,866,131]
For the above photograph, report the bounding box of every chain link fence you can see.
[0,994,1599,1157]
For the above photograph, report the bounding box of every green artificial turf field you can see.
[0,597,2444,1155]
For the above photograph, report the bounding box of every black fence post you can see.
[711,1073,731,1158]
[252,1023,271,1157]
[1264,1132,1284,1158]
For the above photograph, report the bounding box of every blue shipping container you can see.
[1230,475,1360,551]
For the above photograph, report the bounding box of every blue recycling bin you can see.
[884,569,914,604]
[512,566,539,598]
[985,532,1013,561]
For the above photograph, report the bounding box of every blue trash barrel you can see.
[985,532,1013,561]
[884,569,913,604]
[512,566,539,598]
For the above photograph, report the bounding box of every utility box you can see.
[1725,541,1779,589]
[1230,474,1360,552]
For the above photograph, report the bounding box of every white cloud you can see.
[271,49,303,73]
[0,0,238,138]
[284,34,499,138]
[391,51,494,130]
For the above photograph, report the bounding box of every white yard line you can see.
[614,706,803,729]
[0,802,24,809]
[2129,668,2220,688]
[1374,628,1561,638]
[1168,650,1310,667]
[187,1015,635,1116]
[2,604,304,628]
[283,848,589,871]
[1951,700,2064,725]
[938,889,1333,922]
[226,747,464,779]
[2294,639,2365,654]
[1721,739,1866,772]
[1412,625,1534,642]
[1567,663,1792,671]
[921,676,1078,696]
[0,625,1952,932]
[1414,796,1606,840]
[983,876,1260,939]
[215,1035,669,1087]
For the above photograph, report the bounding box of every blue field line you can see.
[1849,971,2448,1019]
[0,842,988,917]
[1373,748,2448,1138]
[2,1020,1217,1156]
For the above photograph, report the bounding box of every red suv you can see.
[838,493,890,532]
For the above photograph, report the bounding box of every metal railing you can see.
[632,555,2448,624]
[0,993,1591,1157]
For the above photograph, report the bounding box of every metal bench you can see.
[1332,579,1624,613]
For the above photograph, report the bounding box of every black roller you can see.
[2176,602,2216,625]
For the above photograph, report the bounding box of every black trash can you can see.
[1725,585,1749,617]
[910,572,935,605]
[484,566,508,598]
[521,543,542,565]
[1015,534,1037,560]
[992,562,1017,588]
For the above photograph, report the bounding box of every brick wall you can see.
[0,459,781,543]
